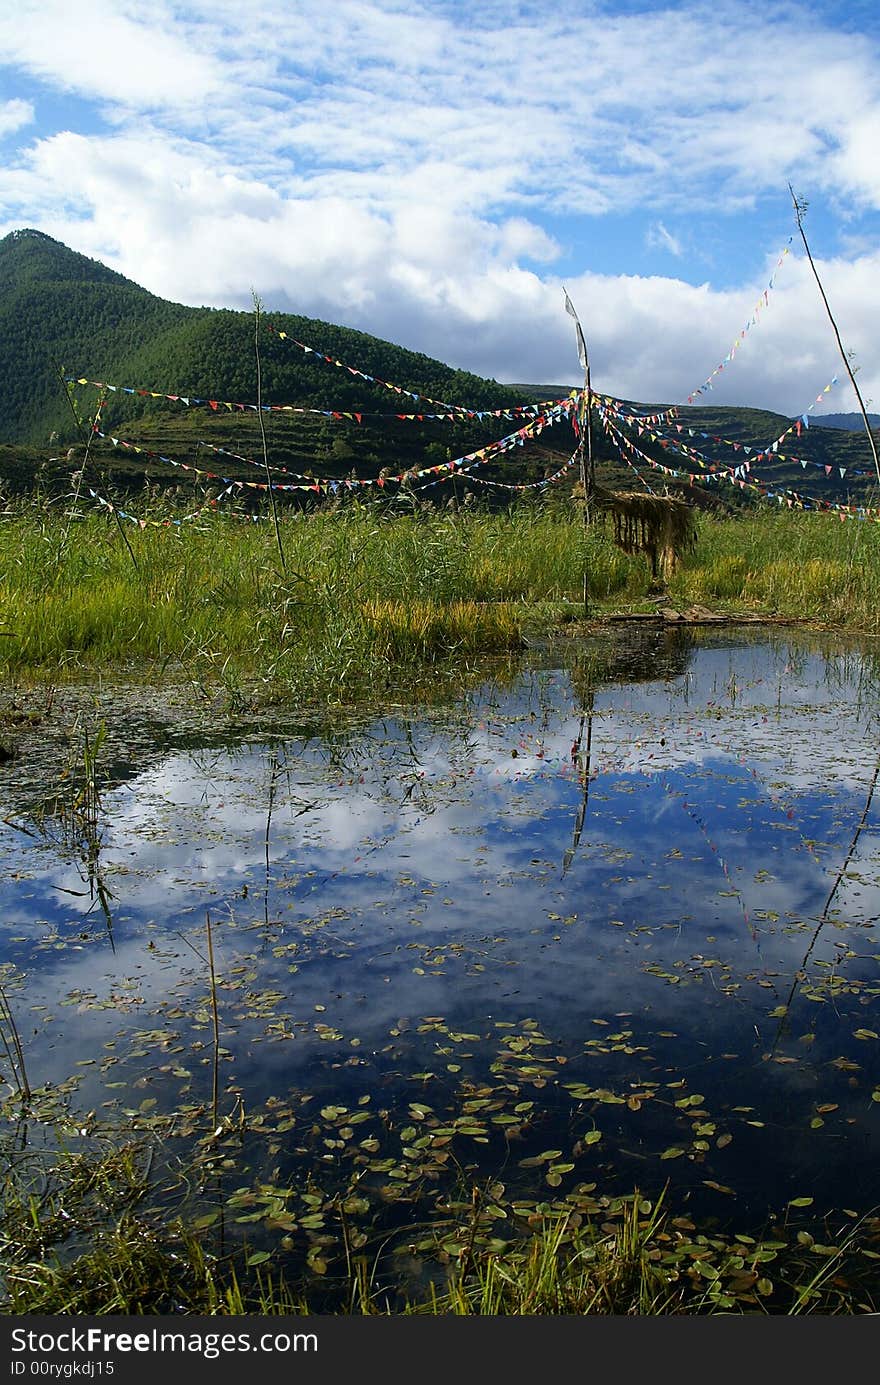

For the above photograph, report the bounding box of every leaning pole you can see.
[789,185,880,490]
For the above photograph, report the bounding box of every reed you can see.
[0,976,30,1101]
[670,510,880,626]
[3,503,880,698]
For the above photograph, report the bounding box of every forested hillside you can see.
[0,229,520,442]
[0,229,583,499]
[1,227,877,511]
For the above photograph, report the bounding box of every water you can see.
[2,624,880,1284]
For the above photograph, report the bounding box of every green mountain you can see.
[0,228,563,495]
[0,229,192,444]
[0,228,877,511]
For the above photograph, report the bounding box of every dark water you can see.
[2,625,880,1281]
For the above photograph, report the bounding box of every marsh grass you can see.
[0,502,641,697]
[670,510,880,621]
[3,501,880,702]
[2,1127,875,1315]
[0,980,29,1102]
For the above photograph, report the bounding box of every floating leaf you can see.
[519,1149,563,1168]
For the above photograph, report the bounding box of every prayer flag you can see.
[563,287,588,374]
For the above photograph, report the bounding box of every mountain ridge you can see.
[1,228,877,508]
[811,412,880,431]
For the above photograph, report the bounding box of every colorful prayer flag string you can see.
[685,242,792,404]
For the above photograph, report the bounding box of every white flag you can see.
[563,286,588,374]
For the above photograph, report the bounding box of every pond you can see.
[2,623,880,1299]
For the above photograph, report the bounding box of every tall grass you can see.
[671,510,880,622]
[3,501,880,701]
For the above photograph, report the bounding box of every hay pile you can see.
[574,482,698,579]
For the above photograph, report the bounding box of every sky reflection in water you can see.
[2,626,880,1232]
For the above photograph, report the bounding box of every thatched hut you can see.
[573,482,698,581]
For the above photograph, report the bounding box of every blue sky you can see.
[1,0,879,415]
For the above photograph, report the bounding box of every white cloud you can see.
[0,99,33,138]
[0,1,879,413]
[0,0,224,109]
[830,109,880,206]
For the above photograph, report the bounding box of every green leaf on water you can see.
[519,1149,563,1167]
[246,1251,271,1267]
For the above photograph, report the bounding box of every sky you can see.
[1,0,879,416]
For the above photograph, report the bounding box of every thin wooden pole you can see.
[789,185,880,488]
[583,364,594,613]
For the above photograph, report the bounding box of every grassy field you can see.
[2,497,880,702]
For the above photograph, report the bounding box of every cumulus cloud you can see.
[0,99,34,138]
[0,1,879,412]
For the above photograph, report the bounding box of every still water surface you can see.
[2,625,879,1271]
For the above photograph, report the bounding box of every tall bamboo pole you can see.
[789,185,880,488]
[584,362,595,612]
